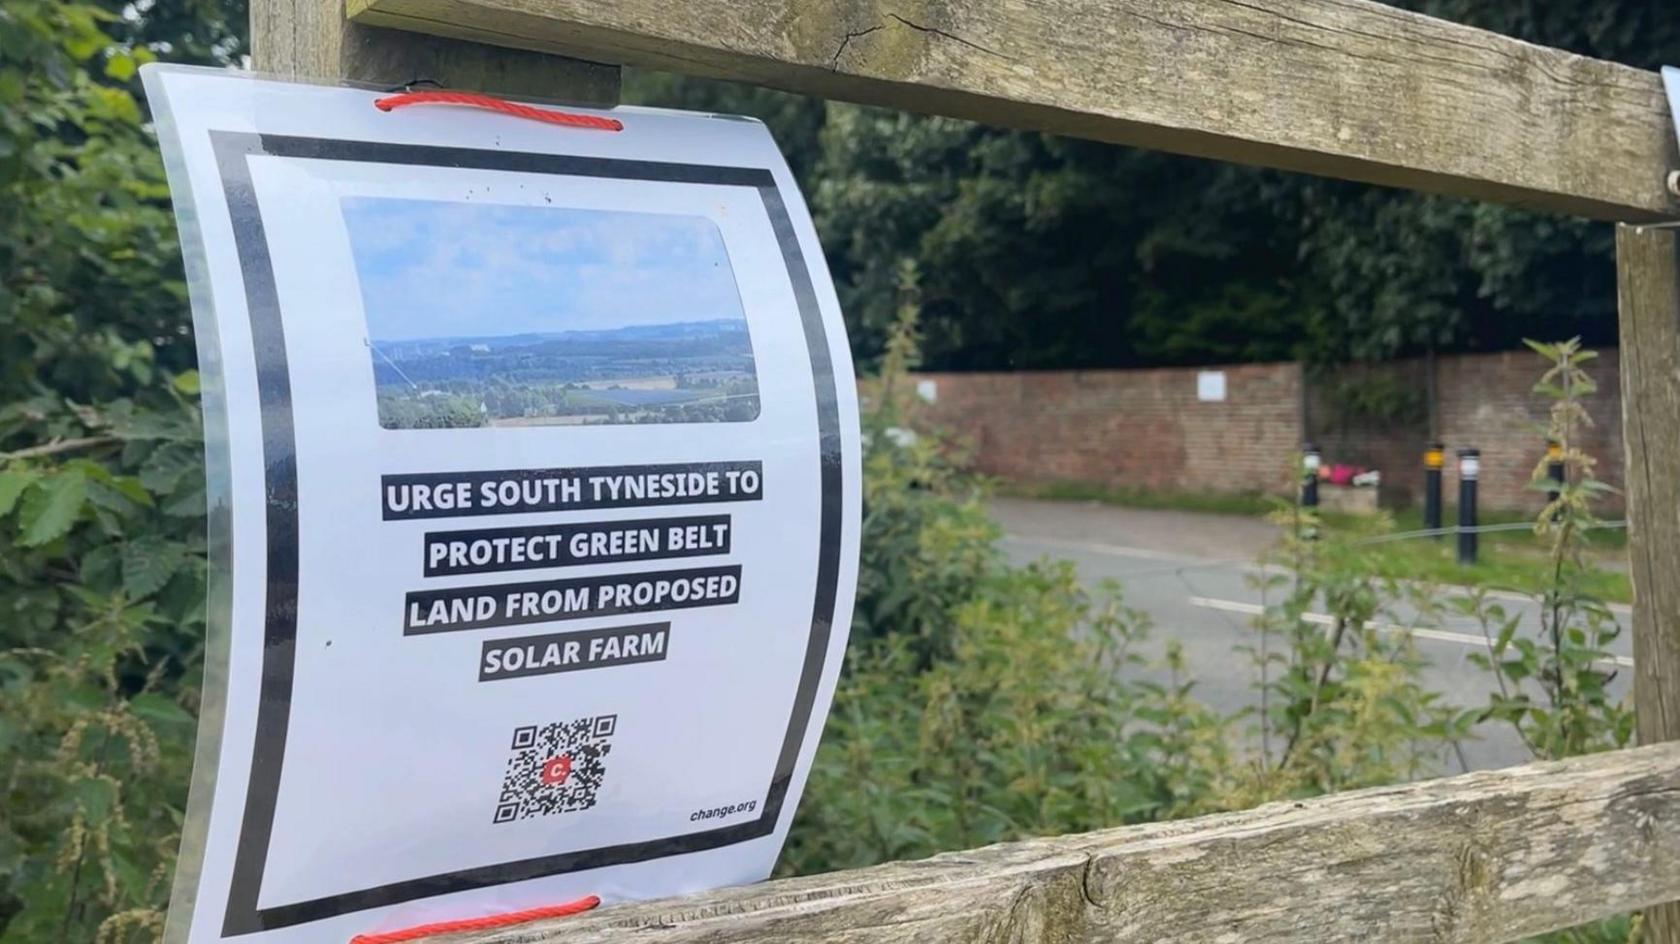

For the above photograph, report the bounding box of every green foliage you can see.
[1532,913,1642,944]
[1349,535,1631,605]
[1242,497,1468,799]
[1480,343,1639,944]
[1461,340,1634,760]
[782,562,1218,873]
[996,479,1277,518]
[0,1,238,937]
[784,279,1501,879]
[785,289,1232,872]
[849,264,1000,663]
[625,1,1678,372]
[1316,370,1428,427]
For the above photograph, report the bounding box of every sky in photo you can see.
[342,197,747,342]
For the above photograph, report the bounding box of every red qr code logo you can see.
[493,715,615,824]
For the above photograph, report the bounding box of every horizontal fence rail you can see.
[349,0,1680,221]
[419,742,1680,943]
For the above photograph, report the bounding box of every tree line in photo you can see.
[369,320,760,428]
[377,375,761,428]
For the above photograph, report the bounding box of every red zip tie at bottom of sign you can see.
[349,895,601,944]
[373,90,623,132]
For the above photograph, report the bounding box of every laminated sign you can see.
[142,65,860,943]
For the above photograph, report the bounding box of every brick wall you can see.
[1308,350,1623,512]
[1307,359,1431,508]
[1435,349,1623,513]
[908,363,1303,496]
[909,349,1624,512]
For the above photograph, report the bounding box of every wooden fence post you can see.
[251,0,619,104]
[349,0,1680,221]
[1617,222,1680,944]
[419,744,1680,944]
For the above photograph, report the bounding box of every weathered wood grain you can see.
[252,0,617,103]
[347,0,1680,221]
[406,742,1680,944]
[1618,224,1680,944]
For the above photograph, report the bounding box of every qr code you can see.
[493,715,616,824]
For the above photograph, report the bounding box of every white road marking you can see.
[1482,586,1631,616]
[1001,530,1263,564]
[1004,532,1632,616]
[1187,596,1634,669]
[999,533,1223,565]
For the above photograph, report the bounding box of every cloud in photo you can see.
[342,197,748,342]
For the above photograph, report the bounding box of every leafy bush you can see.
[792,426,1226,869]
[784,268,1474,875]
[849,263,999,664]
[783,560,1230,874]
[0,5,214,937]
[1461,339,1633,759]
[1242,502,1468,801]
[0,394,205,942]
[785,266,1230,873]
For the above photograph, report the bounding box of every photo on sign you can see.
[343,197,760,429]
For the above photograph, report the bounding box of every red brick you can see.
[905,349,1624,514]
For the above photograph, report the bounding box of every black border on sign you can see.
[209,132,844,935]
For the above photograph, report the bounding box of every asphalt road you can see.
[990,497,1633,772]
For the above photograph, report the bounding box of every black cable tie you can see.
[382,77,445,94]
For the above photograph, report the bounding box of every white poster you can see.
[142,65,860,943]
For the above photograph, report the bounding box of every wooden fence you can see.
[439,743,1680,943]
[250,0,1680,940]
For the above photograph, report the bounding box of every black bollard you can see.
[1545,438,1564,517]
[1457,447,1479,565]
[1299,443,1321,543]
[1301,443,1321,510]
[1423,440,1444,539]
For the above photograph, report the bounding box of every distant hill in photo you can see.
[371,318,752,361]
[368,318,760,429]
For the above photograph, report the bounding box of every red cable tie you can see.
[348,895,601,944]
[373,90,623,132]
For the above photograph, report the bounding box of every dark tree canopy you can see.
[625,0,1680,372]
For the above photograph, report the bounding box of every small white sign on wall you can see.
[1197,370,1227,402]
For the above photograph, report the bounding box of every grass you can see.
[1351,532,1631,604]
[1377,504,1628,552]
[998,478,1632,603]
[995,479,1276,518]
[1328,504,1630,603]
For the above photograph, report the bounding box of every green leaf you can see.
[130,692,193,729]
[86,477,144,516]
[122,536,186,599]
[108,474,153,505]
[103,51,136,81]
[72,777,114,822]
[1493,619,1517,656]
[163,479,206,517]
[79,543,120,588]
[17,468,88,546]
[0,467,37,516]
[108,406,200,443]
[172,370,201,395]
[140,443,199,493]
